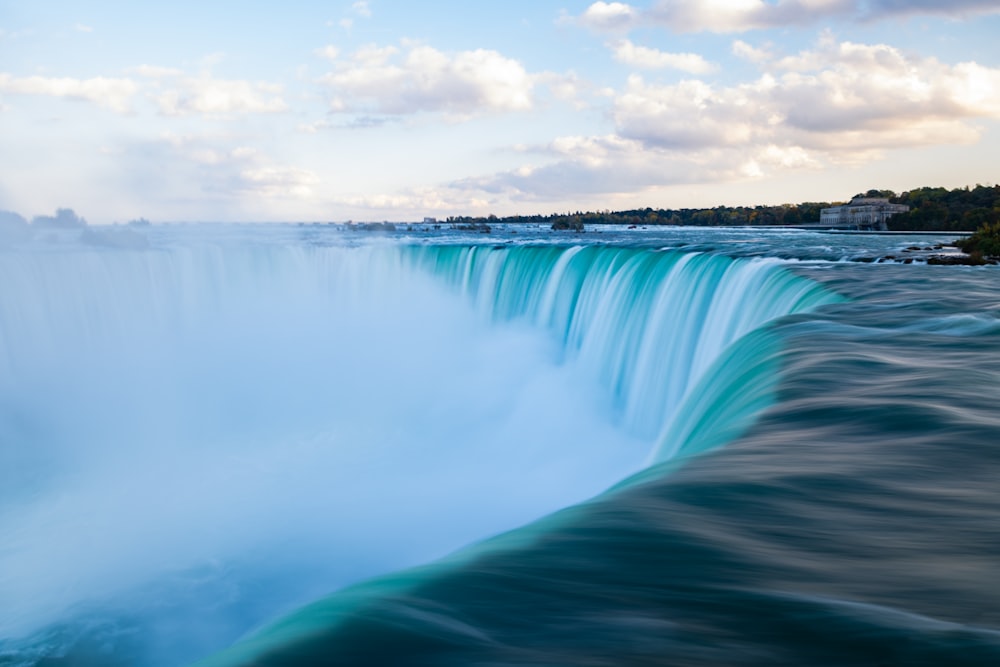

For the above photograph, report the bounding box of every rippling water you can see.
[2,224,998,666]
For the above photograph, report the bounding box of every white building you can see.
[820,197,910,231]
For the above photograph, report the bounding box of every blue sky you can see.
[1,1,999,222]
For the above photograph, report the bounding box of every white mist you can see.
[0,235,646,664]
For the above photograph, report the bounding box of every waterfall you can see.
[406,244,842,445]
[0,236,843,666]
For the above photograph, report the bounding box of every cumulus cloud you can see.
[1,65,289,118]
[578,2,640,30]
[152,77,288,117]
[543,134,643,164]
[314,45,340,61]
[160,139,258,167]
[531,70,600,110]
[576,0,1000,34]
[0,73,137,113]
[543,73,583,102]
[645,0,855,33]
[776,40,1000,134]
[351,1,372,18]
[462,35,1000,201]
[614,75,762,150]
[732,39,774,64]
[615,39,1000,157]
[318,42,534,116]
[863,0,1000,20]
[455,135,744,201]
[150,134,314,196]
[238,166,319,198]
[611,39,718,74]
[334,1,373,30]
[335,186,494,216]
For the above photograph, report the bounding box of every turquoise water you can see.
[1,225,998,666]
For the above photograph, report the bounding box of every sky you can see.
[1,0,999,223]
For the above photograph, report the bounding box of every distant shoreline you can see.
[761,228,969,236]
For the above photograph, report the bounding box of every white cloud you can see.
[611,39,718,74]
[319,43,534,116]
[156,134,318,199]
[614,75,762,150]
[336,186,493,215]
[351,44,398,66]
[772,41,1000,131]
[546,134,642,163]
[174,144,258,166]
[455,137,726,201]
[578,2,640,31]
[744,144,822,176]
[646,0,854,33]
[130,65,183,79]
[74,24,93,33]
[159,133,245,162]
[153,77,288,117]
[577,0,1000,34]
[615,39,1000,155]
[239,166,319,198]
[732,39,774,64]
[0,73,137,113]
[336,0,372,30]
[11,65,288,119]
[351,1,372,18]
[531,71,602,110]
[465,36,1000,201]
[315,45,340,61]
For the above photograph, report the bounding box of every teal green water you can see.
[2,226,999,667]
[405,245,842,441]
[189,243,846,667]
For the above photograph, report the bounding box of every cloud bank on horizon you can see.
[0,0,998,222]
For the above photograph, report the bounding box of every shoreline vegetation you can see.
[3,186,999,264]
[3,185,997,235]
[437,184,1000,264]
[442,185,1000,234]
[955,223,1000,263]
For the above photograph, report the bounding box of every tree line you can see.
[447,202,832,230]
[446,185,1000,232]
[885,185,1000,231]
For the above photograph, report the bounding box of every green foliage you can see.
[551,216,584,231]
[888,185,1000,231]
[450,202,835,229]
[445,184,999,232]
[957,222,1000,258]
[857,189,898,199]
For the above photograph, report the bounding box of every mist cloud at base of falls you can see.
[0,238,843,665]
[0,244,649,663]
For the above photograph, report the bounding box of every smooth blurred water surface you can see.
[2,224,998,666]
